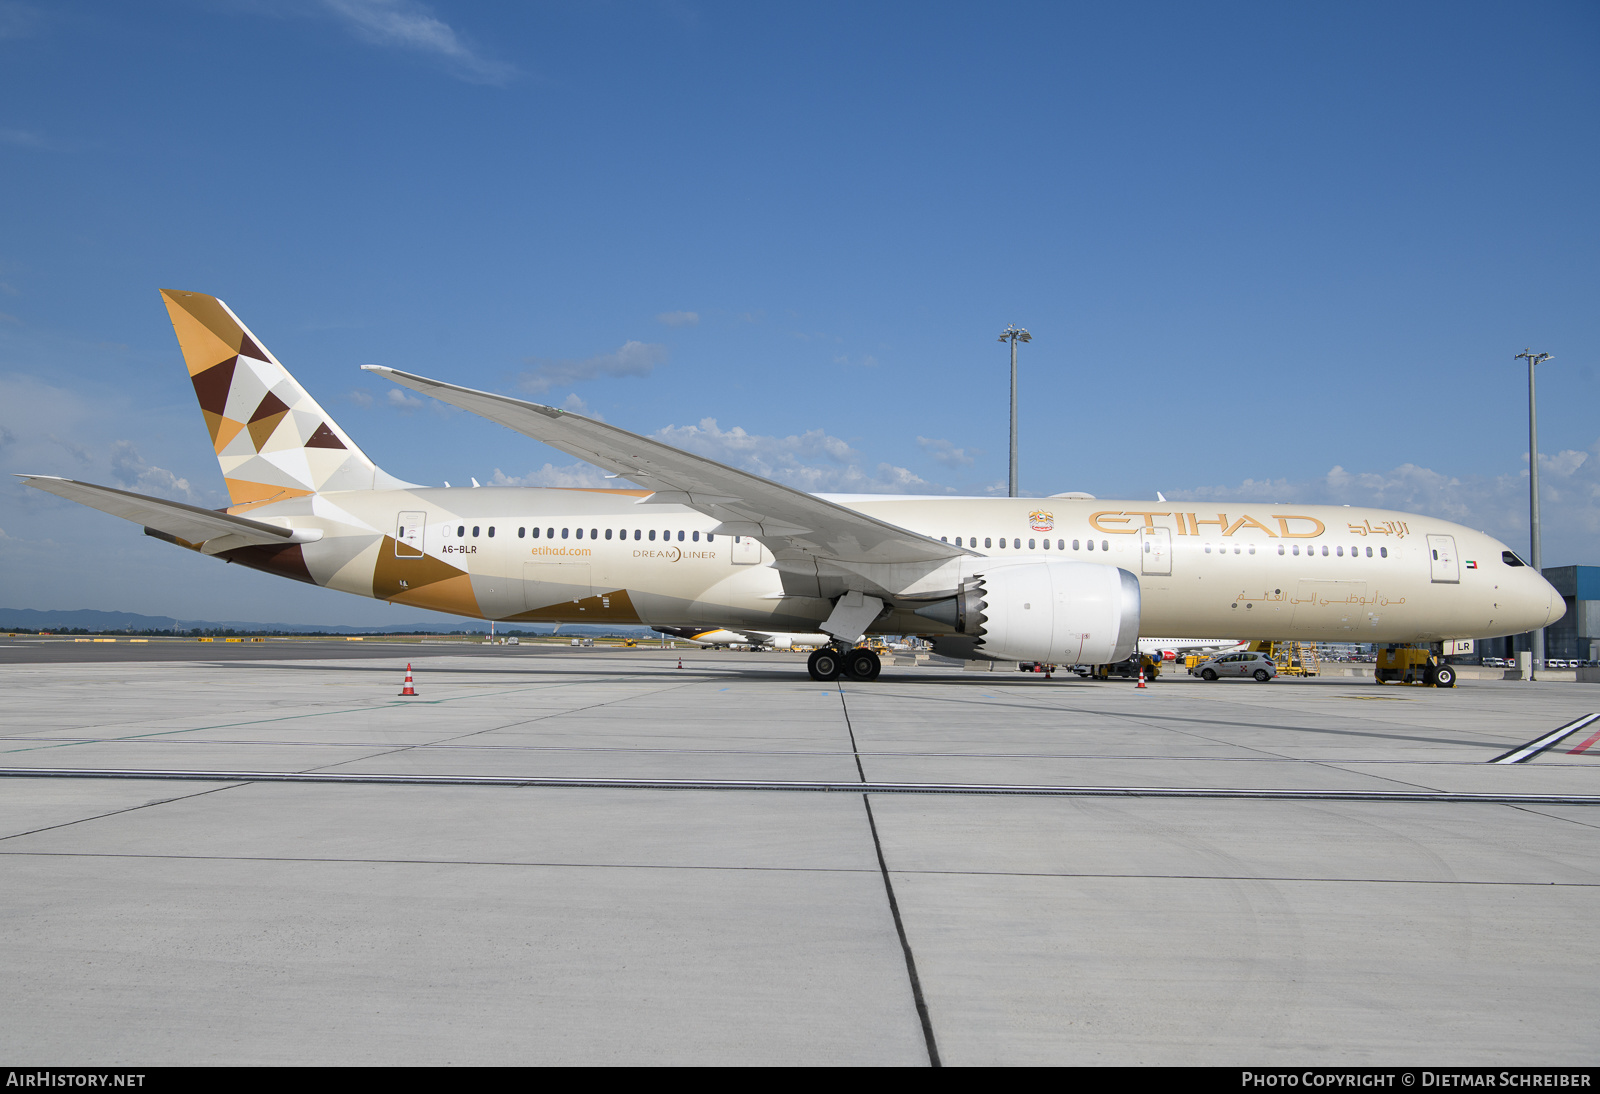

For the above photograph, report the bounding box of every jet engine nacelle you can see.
[917,558,1140,665]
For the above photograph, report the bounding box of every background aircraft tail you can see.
[160,289,406,511]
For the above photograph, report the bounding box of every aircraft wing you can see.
[364,366,969,567]
[18,476,318,548]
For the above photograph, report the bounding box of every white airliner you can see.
[20,291,1563,685]
[654,627,831,650]
[1138,637,1245,661]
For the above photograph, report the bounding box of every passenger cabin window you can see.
[472,526,480,538]
[488,527,495,538]
[518,527,526,538]
[457,525,465,537]
[649,530,656,541]
[1381,547,1388,557]
[532,527,540,538]
[562,528,569,539]
[984,537,992,548]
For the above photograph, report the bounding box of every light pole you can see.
[1515,348,1552,677]
[998,325,1031,497]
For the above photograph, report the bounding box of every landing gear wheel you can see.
[1201,668,1218,681]
[1432,664,1456,688]
[843,648,881,681]
[808,648,842,681]
[1253,669,1271,682]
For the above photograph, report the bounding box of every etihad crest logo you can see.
[1028,510,1055,532]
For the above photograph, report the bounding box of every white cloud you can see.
[386,388,423,411]
[559,393,602,419]
[651,418,935,494]
[655,311,699,328]
[347,389,374,408]
[0,128,43,147]
[520,341,667,395]
[321,0,516,85]
[108,441,197,502]
[45,433,90,463]
[490,463,612,489]
[917,436,976,468]
[1168,441,1600,564]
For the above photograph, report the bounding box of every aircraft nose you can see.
[1516,569,1565,630]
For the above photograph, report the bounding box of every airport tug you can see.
[1374,644,1457,688]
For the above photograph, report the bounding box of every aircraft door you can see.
[730,535,761,565]
[395,511,426,557]
[1140,527,1171,576]
[1426,534,1459,584]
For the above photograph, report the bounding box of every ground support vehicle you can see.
[1091,654,1160,681]
[1248,640,1319,676]
[1374,645,1456,687]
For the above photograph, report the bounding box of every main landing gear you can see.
[808,645,881,682]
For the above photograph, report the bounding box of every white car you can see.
[1191,651,1278,682]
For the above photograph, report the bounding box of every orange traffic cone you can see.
[1136,665,1147,688]
[399,663,417,696]
[676,655,683,669]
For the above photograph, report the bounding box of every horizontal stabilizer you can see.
[18,475,321,548]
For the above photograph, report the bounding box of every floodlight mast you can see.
[1515,348,1552,677]
[998,325,1031,497]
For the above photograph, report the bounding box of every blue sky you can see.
[1,0,1596,625]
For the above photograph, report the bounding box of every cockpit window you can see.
[1502,550,1527,567]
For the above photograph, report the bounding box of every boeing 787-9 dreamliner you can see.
[21,291,1564,683]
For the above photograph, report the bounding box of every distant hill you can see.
[0,608,653,638]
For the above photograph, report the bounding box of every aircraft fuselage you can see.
[200,486,1560,646]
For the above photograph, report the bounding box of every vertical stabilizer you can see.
[160,289,405,510]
